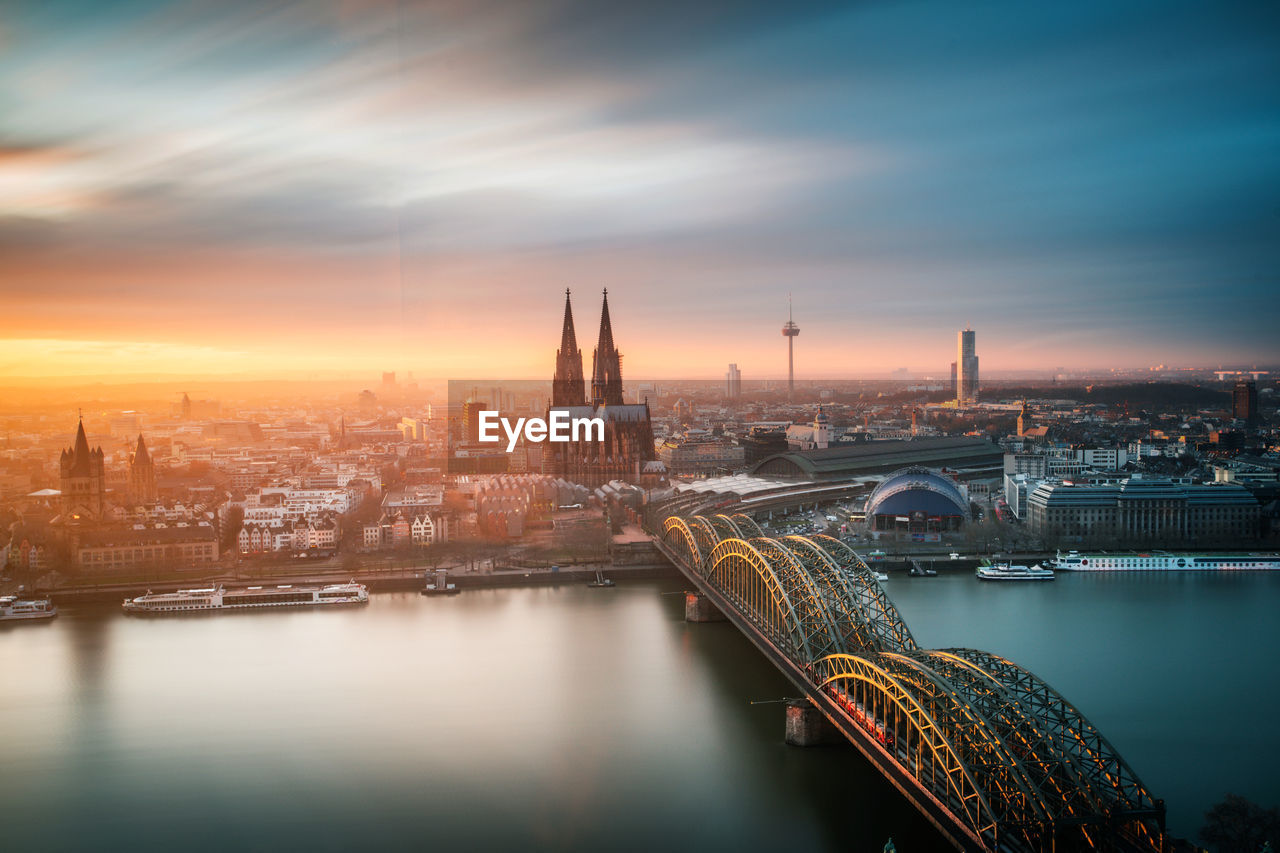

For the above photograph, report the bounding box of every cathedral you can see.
[543,289,656,487]
[59,417,105,521]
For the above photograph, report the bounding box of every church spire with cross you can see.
[590,288,624,407]
[552,288,586,406]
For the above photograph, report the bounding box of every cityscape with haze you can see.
[1,3,1279,853]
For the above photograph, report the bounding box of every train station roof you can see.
[749,437,1003,481]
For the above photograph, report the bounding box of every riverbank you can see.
[38,561,683,603]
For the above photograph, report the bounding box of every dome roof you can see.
[865,467,968,518]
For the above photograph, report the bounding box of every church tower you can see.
[129,434,158,503]
[1017,400,1030,438]
[813,406,830,450]
[590,289,625,407]
[60,416,105,521]
[552,289,586,407]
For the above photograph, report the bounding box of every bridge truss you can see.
[660,513,1165,853]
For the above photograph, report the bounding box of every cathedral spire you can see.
[73,416,91,461]
[559,288,579,357]
[552,289,586,406]
[590,288,624,407]
[134,434,151,465]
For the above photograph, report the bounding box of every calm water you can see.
[1,572,1277,850]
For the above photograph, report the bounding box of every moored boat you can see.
[1050,550,1280,572]
[976,562,1055,582]
[0,595,58,622]
[123,582,368,614]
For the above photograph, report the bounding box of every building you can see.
[1004,473,1034,520]
[60,417,106,522]
[1016,401,1030,437]
[543,289,656,487]
[726,363,742,399]
[864,467,970,536]
[781,297,800,401]
[658,432,746,476]
[128,434,158,504]
[462,401,487,444]
[1026,478,1260,543]
[738,426,789,467]
[1233,379,1260,426]
[77,524,219,572]
[956,328,979,404]
[752,437,1004,482]
[785,408,832,451]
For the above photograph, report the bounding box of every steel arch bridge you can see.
[658,512,1165,853]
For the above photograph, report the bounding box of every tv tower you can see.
[781,295,800,401]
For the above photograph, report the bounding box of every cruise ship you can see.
[1049,551,1280,572]
[0,595,58,622]
[123,582,368,614]
[976,562,1055,582]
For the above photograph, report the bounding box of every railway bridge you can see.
[654,510,1166,853]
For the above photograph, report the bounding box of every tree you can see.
[220,505,244,552]
[1200,794,1280,853]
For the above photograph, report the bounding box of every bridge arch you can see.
[747,537,843,662]
[729,513,764,537]
[814,653,999,849]
[706,538,812,662]
[686,517,722,571]
[811,534,917,653]
[661,516,704,569]
[938,649,1164,847]
[879,652,1053,849]
[778,535,883,655]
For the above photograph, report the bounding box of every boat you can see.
[587,570,616,588]
[976,562,1055,582]
[123,582,368,614]
[1049,550,1280,572]
[0,595,57,622]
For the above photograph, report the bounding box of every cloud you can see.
[0,0,1277,371]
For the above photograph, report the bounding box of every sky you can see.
[1,0,1278,381]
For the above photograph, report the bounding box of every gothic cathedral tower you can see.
[552,289,586,407]
[60,417,105,521]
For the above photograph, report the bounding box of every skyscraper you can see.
[1233,379,1259,425]
[956,328,979,404]
[726,363,742,399]
[781,297,800,401]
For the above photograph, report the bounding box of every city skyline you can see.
[2,1,1279,381]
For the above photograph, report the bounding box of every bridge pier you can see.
[684,591,726,623]
[785,699,841,747]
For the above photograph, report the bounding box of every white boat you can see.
[123,582,368,614]
[0,595,57,622]
[1049,551,1280,572]
[976,562,1055,582]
